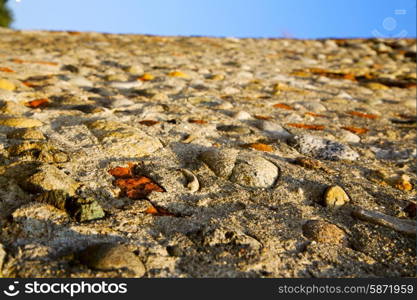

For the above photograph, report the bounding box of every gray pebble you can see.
[299,101,327,113]
[216,124,251,134]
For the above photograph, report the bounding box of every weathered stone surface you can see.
[35,190,69,210]
[0,30,414,278]
[7,141,69,163]
[86,120,162,157]
[7,128,46,140]
[23,164,79,195]
[0,175,26,197]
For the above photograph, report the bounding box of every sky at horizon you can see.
[7,0,417,39]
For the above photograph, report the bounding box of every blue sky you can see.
[8,0,417,39]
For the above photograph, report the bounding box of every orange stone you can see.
[273,103,294,110]
[286,123,325,130]
[347,111,379,119]
[0,67,14,73]
[341,126,369,134]
[24,98,49,108]
[242,143,273,152]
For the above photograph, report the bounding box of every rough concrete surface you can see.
[0,28,415,278]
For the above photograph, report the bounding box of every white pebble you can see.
[232,111,251,120]
[68,76,93,87]
[222,86,240,95]
[109,81,142,89]
[339,130,361,143]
